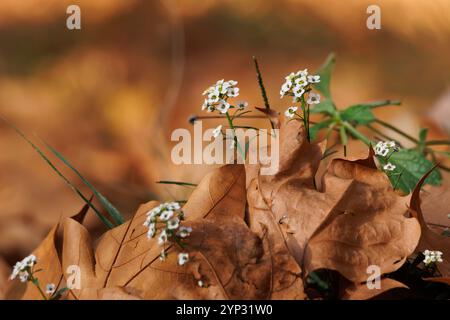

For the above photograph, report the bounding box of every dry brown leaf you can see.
[421,186,450,229]
[61,165,272,300]
[5,202,91,300]
[0,256,10,299]
[77,287,142,300]
[341,278,409,300]
[410,171,450,278]
[247,116,421,287]
[304,157,421,282]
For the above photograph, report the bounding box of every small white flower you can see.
[307,92,321,105]
[285,72,296,81]
[227,87,239,98]
[383,163,396,171]
[236,101,248,110]
[298,68,308,77]
[423,250,443,266]
[294,76,308,87]
[160,210,174,221]
[178,253,189,266]
[168,202,181,210]
[46,283,56,295]
[307,75,320,83]
[167,218,180,230]
[212,125,222,138]
[284,106,298,118]
[158,229,168,245]
[374,142,389,157]
[19,272,29,283]
[386,141,397,148]
[198,280,204,287]
[10,255,37,281]
[147,223,156,238]
[177,226,192,238]
[217,100,231,114]
[207,90,220,104]
[293,85,305,98]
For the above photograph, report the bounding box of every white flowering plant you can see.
[201,79,248,158]
[280,68,322,141]
[10,254,68,300]
[143,202,192,265]
[302,53,449,194]
[189,54,450,194]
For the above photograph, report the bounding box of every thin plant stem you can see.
[343,122,372,146]
[225,111,245,160]
[29,274,47,300]
[426,140,450,146]
[375,119,418,144]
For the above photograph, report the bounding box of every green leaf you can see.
[1,117,114,229]
[340,105,375,125]
[42,141,125,226]
[313,53,335,100]
[310,99,336,115]
[379,149,442,194]
[310,119,333,141]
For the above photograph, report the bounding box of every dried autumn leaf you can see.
[0,257,9,299]
[341,278,409,300]
[410,171,450,279]
[248,115,421,288]
[304,157,421,282]
[5,202,91,300]
[61,165,271,300]
[421,186,450,230]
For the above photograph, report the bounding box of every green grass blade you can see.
[156,180,197,187]
[1,117,114,229]
[41,140,125,226]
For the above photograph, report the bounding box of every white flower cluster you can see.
[423,250,443,266]
[280,69,321,103]
[374,140,397,157]
[375,141,398,172]
[143,202,192,265]
[202,79,240,114]
[10,254,37,282]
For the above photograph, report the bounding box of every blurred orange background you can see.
[0,0,449,263]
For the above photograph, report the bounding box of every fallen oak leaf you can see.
[62,165,271,300]
[0,256,10,299]
[5,201,91,300]
[248,114,421,289]
[304,156,421,282]
[246,117,327,299]
[410,169,450,279]
[340,278,409,300]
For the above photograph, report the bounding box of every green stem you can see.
[225,111,245,160]
[426,140,450,146]
[29,274,47,300]
[366,124,403,147]
[343,122,372,146]
[375,119,418,144]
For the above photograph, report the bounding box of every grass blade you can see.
[1,117,114,229]
[156,180,197,187]
[253,56,275,130]
[41,140,125,226]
